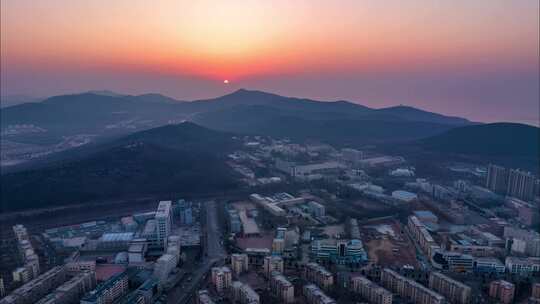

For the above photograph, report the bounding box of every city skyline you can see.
[1,0,539,125]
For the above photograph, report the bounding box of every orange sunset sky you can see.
[1,0,539,124]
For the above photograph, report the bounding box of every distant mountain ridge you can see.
[1,88,473,148]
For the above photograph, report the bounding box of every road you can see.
[205,200,226,259]
[168,200,226,304]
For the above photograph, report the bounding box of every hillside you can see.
[421,123,539,157]
[193,104,457,146]
[0,123,240,212]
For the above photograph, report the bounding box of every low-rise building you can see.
[505,257,540,275]
[310,239,367,265]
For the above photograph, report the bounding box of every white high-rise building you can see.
[155,201,172,249]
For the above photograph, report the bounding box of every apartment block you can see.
[429,272,471,304]
[155,201,172,249]
[0,266,67,304]
[489,280,515,304]
[270,272,295,304]
[263,256,284,278]
[231,281,260,304]
[380,268,445,304]
[211,267,232,294]
[350,275,393,304]
[303,263,334,291]
[80,271,129,304]
[303,284,336,304]
[231,254,249,277]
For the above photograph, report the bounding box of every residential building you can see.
[1,266,68,304]
[231,281,260,304]
[408,216,439,256]
[80,271,129,304]
[35,271,96,304]
[270,272,294,304]
[155,201,172,249]
[507,169,536,202]
[486,164,508,194]
[380,268,445,304]
[350,275,393,304]
[263,256,284,278]
[429,272,471,304]
[489,280,515,304]
[231,254,249,276]
[211,267,232,294]
[303,263,334,291]
[303,284,336,304]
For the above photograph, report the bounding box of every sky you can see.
[1,0,539,125]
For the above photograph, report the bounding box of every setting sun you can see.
[223,80,229,84]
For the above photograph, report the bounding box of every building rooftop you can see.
[101,232,134,242]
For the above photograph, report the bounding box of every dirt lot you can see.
[235,232,274,250]
[363,220,418,268]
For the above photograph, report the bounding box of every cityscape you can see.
[1,136,539,304]
[1,1,539,304]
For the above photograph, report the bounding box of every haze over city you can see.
[1,0,539,124]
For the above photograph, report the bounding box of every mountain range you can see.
[1,89,473,146]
